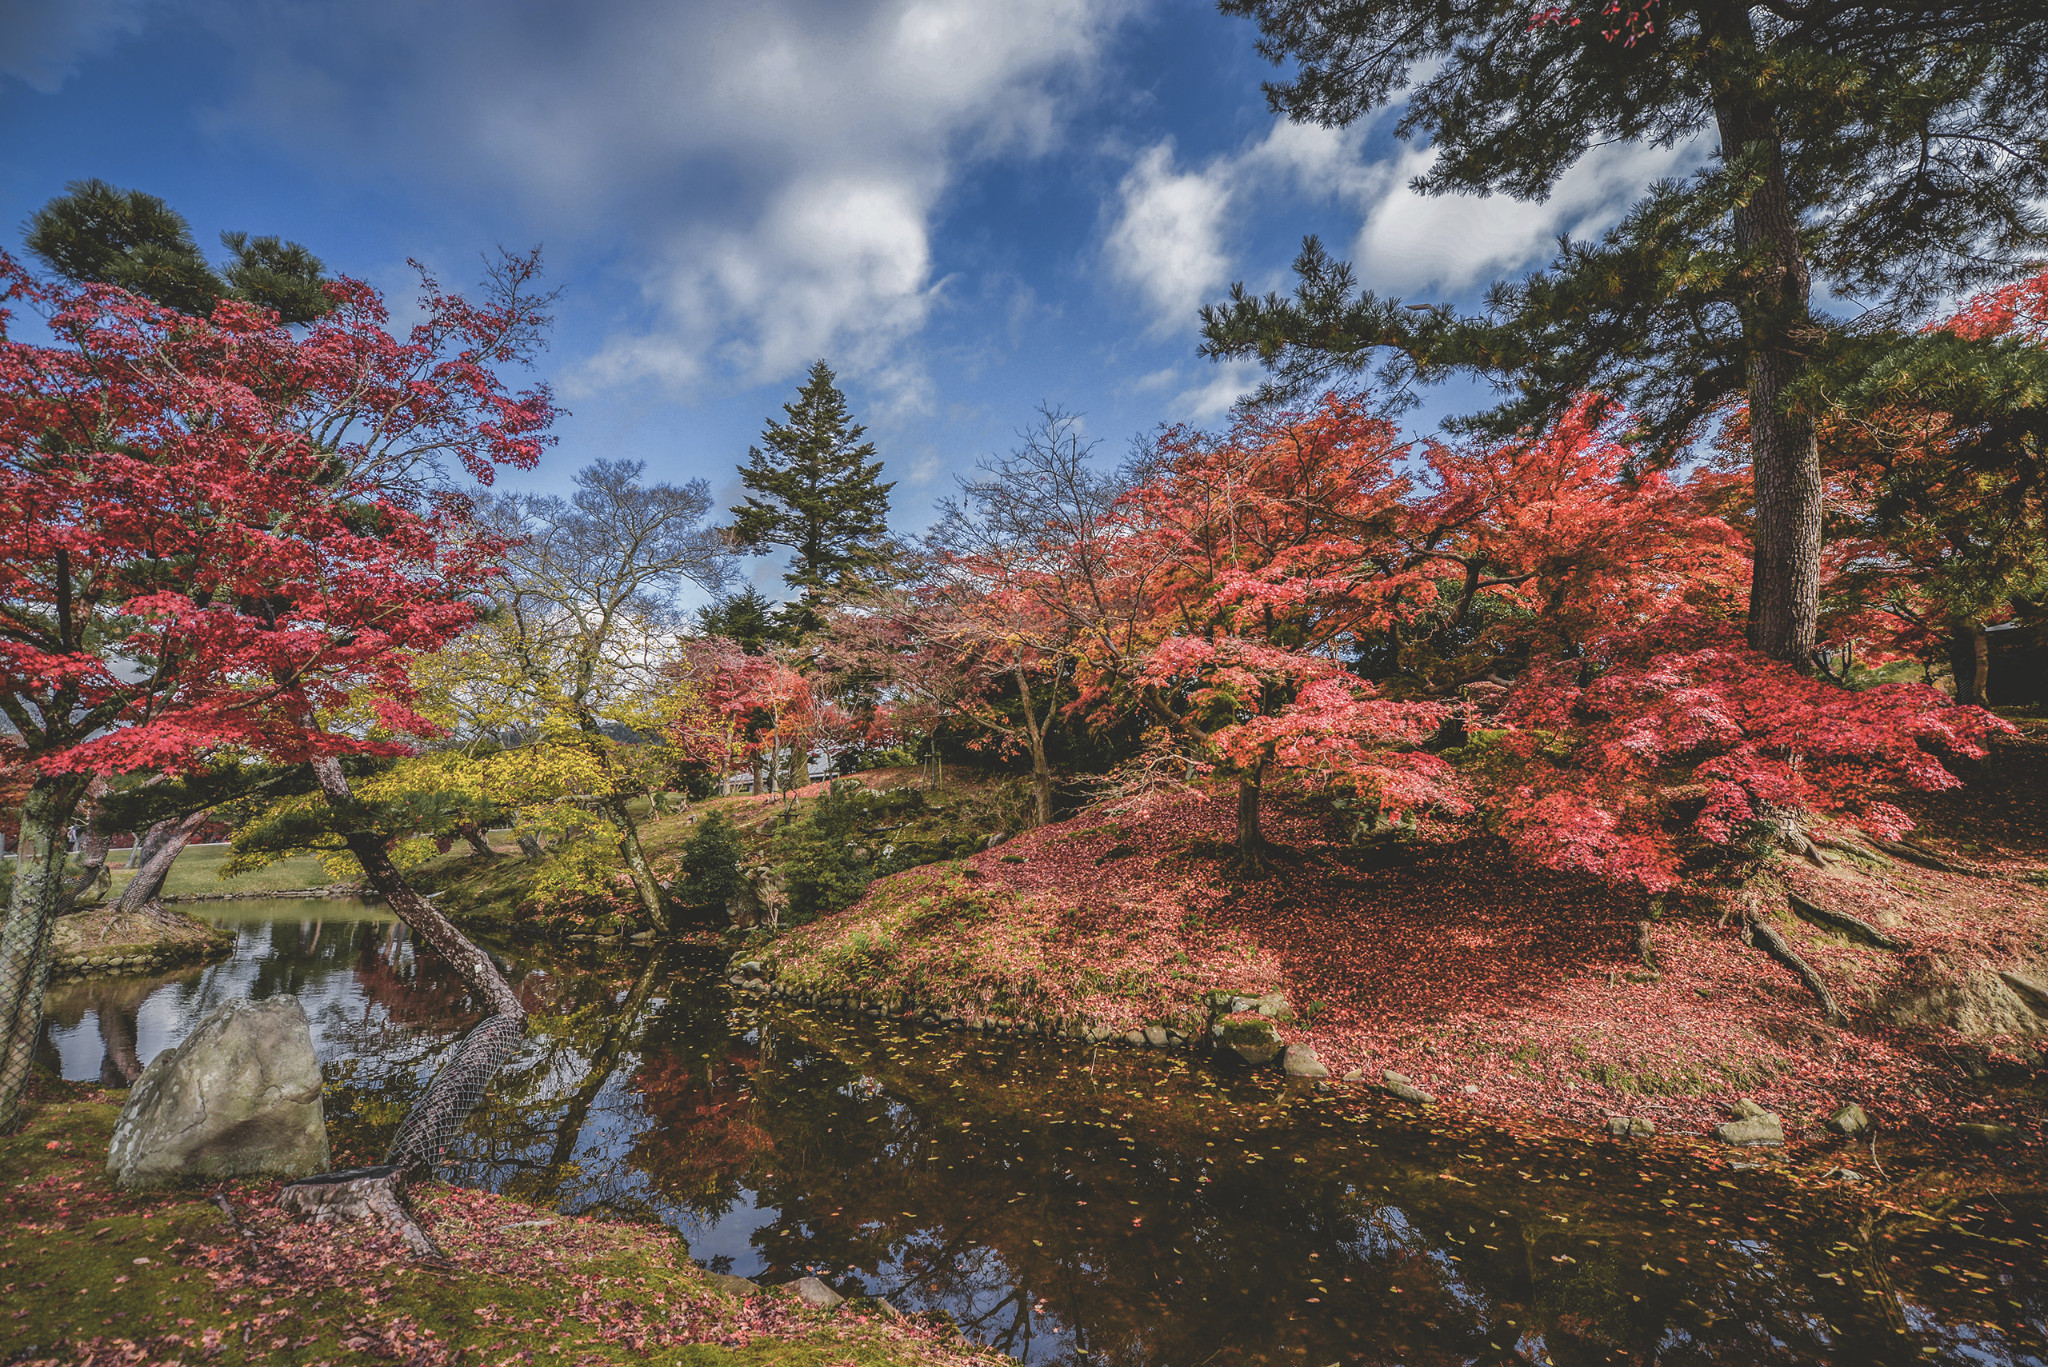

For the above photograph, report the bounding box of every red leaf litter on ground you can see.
[16,1151,1001,1367]
[776,762,2048,1139]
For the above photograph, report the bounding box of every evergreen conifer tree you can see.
[731,361,895,634]
[695,585,781,653]
[1200,0,2048,668]
[25,179,335,324]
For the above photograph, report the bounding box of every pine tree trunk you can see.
[1947,619,1989,704]
[115,810,210,916]
[1711,20,1823,669]
[308,758,523,1020]
[1745,348,1824,667]
[0,776,89,1130]
[517,833,545,861]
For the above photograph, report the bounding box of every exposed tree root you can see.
[1813,832,1893,867]
[278,1164,445,1259]
[1744,912,1845,1024]
[1785,891,1908,951]
[1765,806,1829,867]
[1861,835,1992,878]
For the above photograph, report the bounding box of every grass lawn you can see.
[100,844,335,900]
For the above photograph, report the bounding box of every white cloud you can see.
[0,0,155,93]
[1174,358,1262,421]
[1106,141,1235,332]
[1106,111,1701,329]
[195,0,1138,402]
[1107,120,1377,332]
[1351,138,1702,296]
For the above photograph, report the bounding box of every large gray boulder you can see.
[108,997,329,1189]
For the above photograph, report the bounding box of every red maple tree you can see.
[0,250,555,1121]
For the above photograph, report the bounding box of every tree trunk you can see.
[1947,619,1989,704]
[457,821,499,859]
[1236,763,1266,870]
[0,775,89,1130]
[567,711,665,924]
[308,758,523,1020]
[602,794,667,926]
[1711,19,1823,669]
[516,833,545,861]
[114,809,210,916]
[56,778,116,915]
[1016,665,1056,828]
[126,815,179,870]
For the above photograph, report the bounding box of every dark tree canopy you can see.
[731,361,895,630]
[1202,0,2048,665]
[25,179,337,324]
[695,584,781,653]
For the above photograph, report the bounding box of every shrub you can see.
[678,810,745,908]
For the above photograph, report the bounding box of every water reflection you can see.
[42,906,2048,1367]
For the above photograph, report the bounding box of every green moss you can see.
[1214,1017,1279,1048]
[0,1099,989,1367]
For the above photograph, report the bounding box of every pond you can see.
[39,902,2048,1366]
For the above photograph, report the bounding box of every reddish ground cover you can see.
[774,727,2048,1140]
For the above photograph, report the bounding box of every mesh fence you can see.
[385,1012,527,1174]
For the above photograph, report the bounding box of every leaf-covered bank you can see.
[1,1092,1003,1367]
[756,734,2048,1141]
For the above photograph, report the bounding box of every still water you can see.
[39,903,2048,1366]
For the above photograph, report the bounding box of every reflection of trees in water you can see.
[389,956,2048,1367]
[106,922,2041,1367]
[446,951,690,1221]
[41,973,168,1084]
[706,1020,2048,1367]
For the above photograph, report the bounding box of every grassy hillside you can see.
[413,767,1029,930]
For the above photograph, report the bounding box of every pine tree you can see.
[695,585,781,653]
[731,361,895,633]
[25,179,335,324]
[1200,0,2048,668]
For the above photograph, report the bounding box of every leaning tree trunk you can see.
[0,775,90,1130]
[456,821,499,859]
[114,809,211,918]
[54,777,117,915]
[1711,23,1823,670]
[308,758,522,1019]
[602,794,667,926]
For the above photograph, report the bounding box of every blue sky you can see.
[1,0,1689,600]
